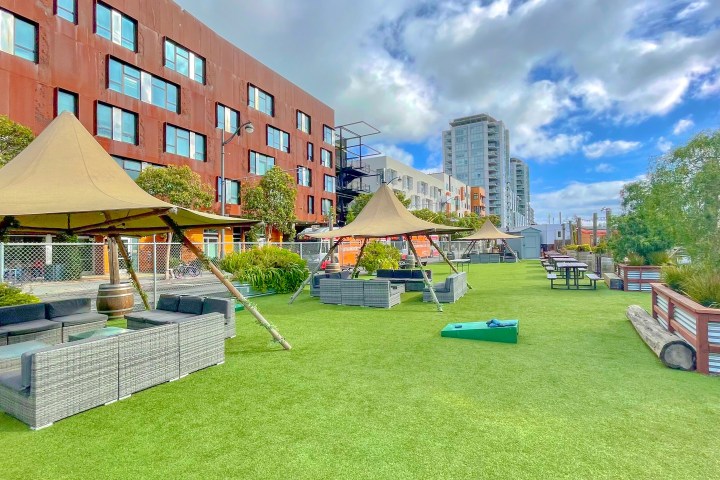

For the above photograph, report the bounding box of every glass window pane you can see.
[121,111,136,144]
[165,125,176,153]
[96,4,111,39]
[96,104,112,138]
[177,129,190,157]
[151,77,165,108]
[124,66,140,98]
[57,0,76,22]
[57,90,77,115]
[120,16,135,50]
[216,105,224,129]
[164,40,175,69]
[194,56,204,83]
[166,84,178,112]
[14,18,36,62]
[176,46,189,76]
[194,135,205,161]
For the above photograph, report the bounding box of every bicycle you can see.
[171,262,201,278]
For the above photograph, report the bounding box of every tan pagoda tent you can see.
[0,112,289,349]
[289,184,472,310]
[459,220,523,261]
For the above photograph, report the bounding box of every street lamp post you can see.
[220,120,254,252]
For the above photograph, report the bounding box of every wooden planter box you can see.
[617,264,661,292]
[576,251,594,265]
[652,283,720,375]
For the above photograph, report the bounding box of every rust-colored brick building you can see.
[0,0,336,238]
[470,186,487,217]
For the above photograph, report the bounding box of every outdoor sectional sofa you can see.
[0,312,225,429]
[376,269,432,291]
[310,270,352,297]
[0,299,107,345]
[422,272,468,303]
[125,294,236,339]
[319,279,401,308]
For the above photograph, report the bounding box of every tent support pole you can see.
[289,237,345,304]
[427,235,472,290]
[108,237,120,284]
[112,234,150,311]
[408,235,442,312]
[161,215,291,350]
[351,239,368,278]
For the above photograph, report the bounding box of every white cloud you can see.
[657,136,673,152]
[672,117,694,135]
[677,1,708,20]
[594,163,615,173]
[698,72,720,96]
[582,140,642,159]
[371,143,415,166]
[531,178,637,223]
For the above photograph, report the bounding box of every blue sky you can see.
[176,0,720,223]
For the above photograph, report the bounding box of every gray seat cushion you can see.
[45,298,91,319]
[178,296,204,315]
[156,294,180,312]
[0,303,46,326]
[0,372,26,392]
[50,312,107,326]
[0,319,61,335]
[202,297,233,321]
[126,310,194,325]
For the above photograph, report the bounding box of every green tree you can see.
[452,213,482,239]
[411,208,448,224]
[346,190,411,223]
[135,165,214,210]
[136,165,214,278]
[242,166,297,237]
[0,115,34,168]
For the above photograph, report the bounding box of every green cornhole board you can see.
[441,320,519,344]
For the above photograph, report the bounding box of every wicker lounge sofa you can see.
[310,270,352,297]
[376,269,432,291]
[0,299,108,345]
[125,294,235,339]
[422,272,468,303]
[318,279,401,308]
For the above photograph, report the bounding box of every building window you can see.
[297,166,311,187]
[56,0,76,23]
[297,111,311,134]
[267,126,289,153]
[165,124,205,161]
[321,148,332,168]
[0,10,38,63]
[96,103,137,144]
[321,198,333,216]
[108,58,179,113]
[56,89,78,116]
[248,84,273,116]
[112,156,156,180]
[323,125,334,145]
[249,151,275,176]
[217,178,240,205]
[307,195,315,214]
[164,39,205,84]
[307,142,314,161]
[216,104,239,133]
[324,175,335,193]
[95,3,136,51]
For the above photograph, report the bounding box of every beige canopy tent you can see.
[0,112,290,349]
[459,220,522,261]
[289,184,472,311]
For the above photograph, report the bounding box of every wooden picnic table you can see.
[554,262,590,289]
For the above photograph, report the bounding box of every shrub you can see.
[625,252,646,266]
[0,283,40,307]
[565,244,578,251]
[358,241,401,274]
[218,246,308,293]
[576,244,592,252]
[681,269,720,308]
[646,251,670,266]
[593,241,609,254]
[661,264,695,291]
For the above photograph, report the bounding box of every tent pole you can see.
[112,234,150,311]
[161,215,291,350]
[289,237,345,304]
[426,235,472,290]
[108,237,120,284]
[408,235,442,312]
[351,238,368,278]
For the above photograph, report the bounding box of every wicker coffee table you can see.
[68,326,130,342]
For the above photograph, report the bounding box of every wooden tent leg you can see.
[161,215,291,350]
[112,234,150,311]
[407,235,442,312]
[108,237,120,284]
[289,237,344,304]
[427,235,472,290]
[351,239,368,278]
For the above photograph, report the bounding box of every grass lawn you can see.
[3,261,719,479]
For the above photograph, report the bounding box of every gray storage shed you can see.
[506,226,542,259]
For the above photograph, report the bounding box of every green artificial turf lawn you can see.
[3,262,720,479]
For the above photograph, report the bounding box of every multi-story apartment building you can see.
[510,157,530,226]
[442,113,528,228]
[348,155,470,216]
[470,186,487,217]
[0,0,335,240]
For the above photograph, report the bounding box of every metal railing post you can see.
[153,237,158,307]
[0,242,4,282]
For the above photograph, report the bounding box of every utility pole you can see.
[592,212,598,246]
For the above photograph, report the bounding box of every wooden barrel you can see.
[325,263,341,274]
[96,282,135,319]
